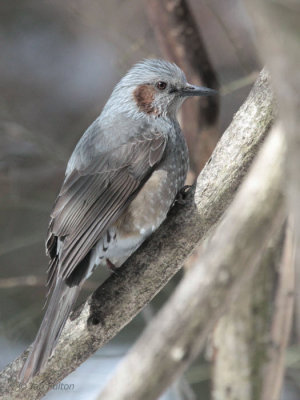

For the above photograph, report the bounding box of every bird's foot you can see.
[174,185,192,205]
[106,258,118,275]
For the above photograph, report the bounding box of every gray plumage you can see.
[19,59,216,382]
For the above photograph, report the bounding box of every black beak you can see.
[180,84,217,97]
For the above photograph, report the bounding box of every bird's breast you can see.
[116,127,189,240]
[116,169,171,238]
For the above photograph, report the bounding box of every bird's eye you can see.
[156,81,167,91]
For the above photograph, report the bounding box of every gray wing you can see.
[46,127,167,292]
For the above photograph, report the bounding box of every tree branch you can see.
[212,216,295,400]
[211,222,285,400]
[244,0,300,341]
[261,219,295,400]
[96,124,286,400]
[0,70,274,400]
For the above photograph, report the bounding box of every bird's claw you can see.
[174,185,192,205]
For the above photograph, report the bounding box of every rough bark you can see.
[244,0,300,342]
[96,125,286,400]
[212,215,295,400]
[146,0,220,176]
[0,70,274,400]
[261,220,295,400]
[211,3,300,398]
[212,226,283,400]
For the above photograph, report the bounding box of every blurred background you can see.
[2,1,297,399]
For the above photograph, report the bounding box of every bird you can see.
[19,59,216,382]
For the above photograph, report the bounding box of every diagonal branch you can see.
[244,0,300,345]
[96,124,286,400]
[0,70,274,400]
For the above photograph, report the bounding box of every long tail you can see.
[19,278,80,383]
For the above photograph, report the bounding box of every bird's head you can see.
[105,59,217,120]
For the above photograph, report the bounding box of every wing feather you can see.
[46,128,167,290]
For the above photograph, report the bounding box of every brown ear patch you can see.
[133,84,157,115]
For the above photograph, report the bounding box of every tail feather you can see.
[19,278,80,383]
